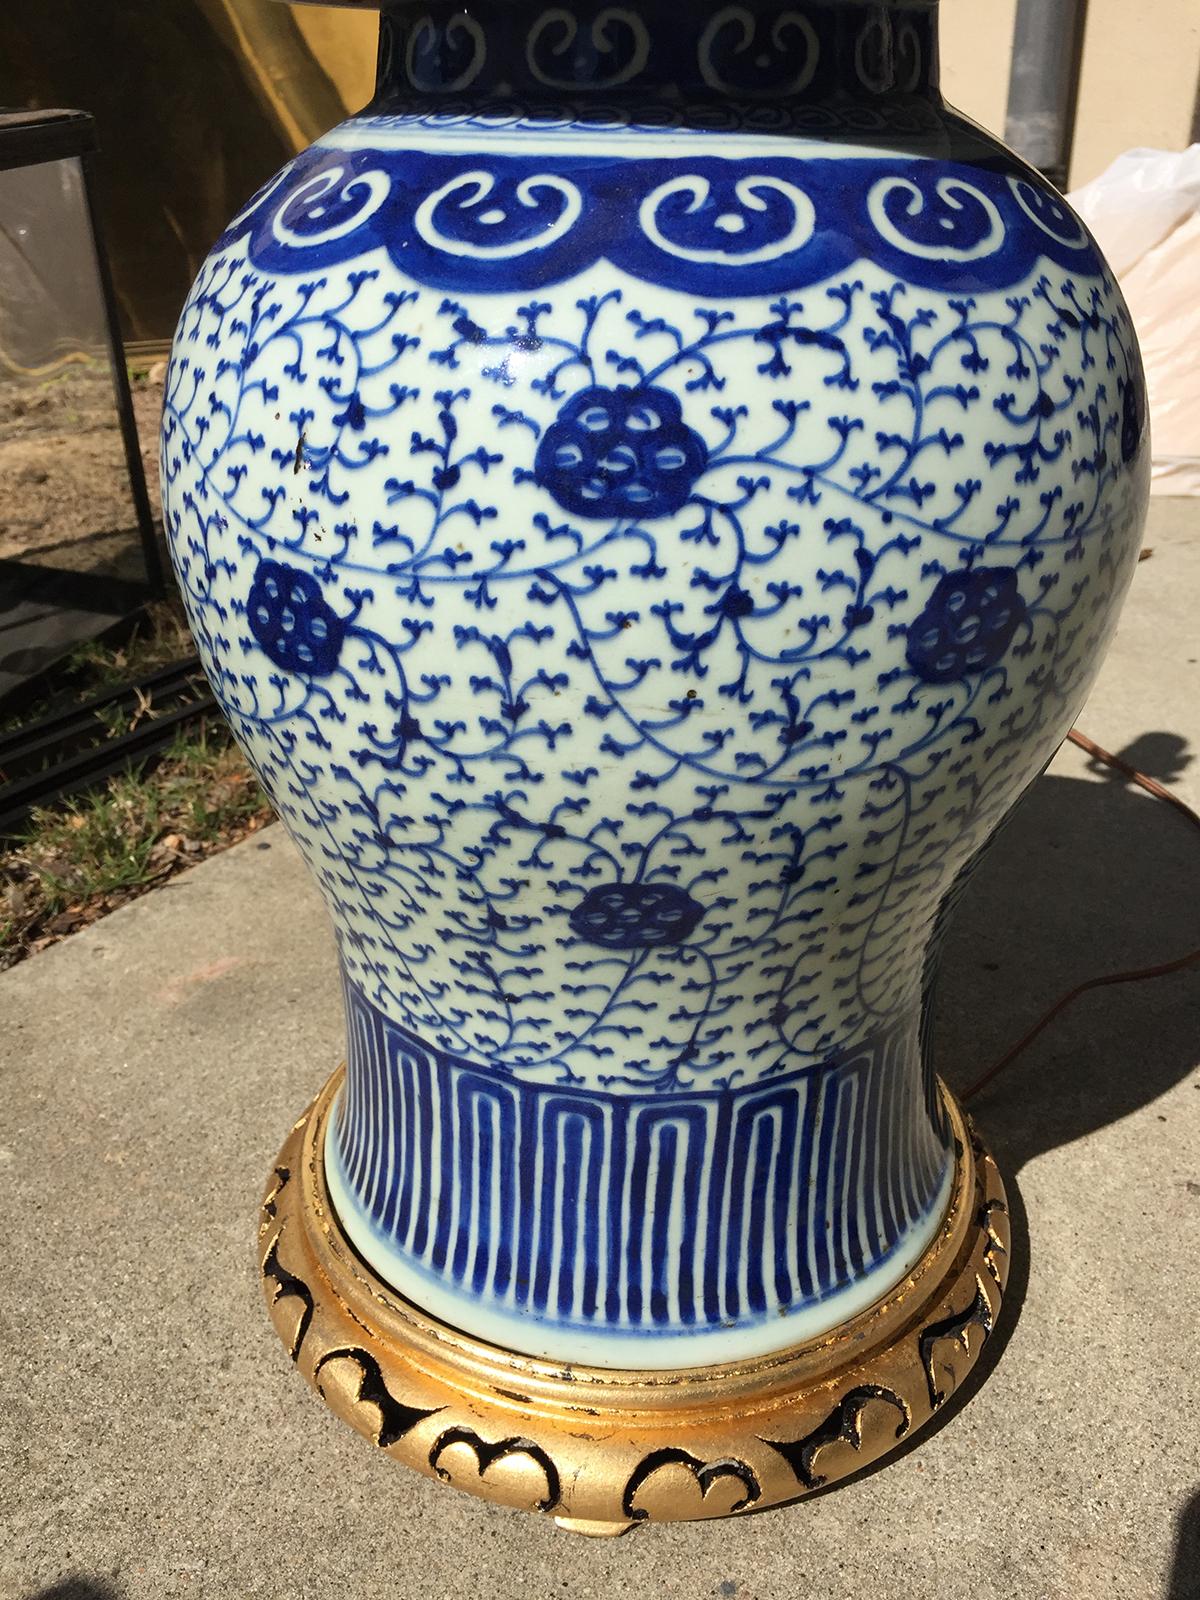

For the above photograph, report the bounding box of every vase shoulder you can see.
[223,108,1114,300]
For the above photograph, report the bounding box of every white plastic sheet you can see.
[1069,147,1200,495]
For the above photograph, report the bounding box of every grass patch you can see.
[1,608,274,969]
[21,783,162,916]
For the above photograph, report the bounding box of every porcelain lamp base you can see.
[260,1072,1009,1533]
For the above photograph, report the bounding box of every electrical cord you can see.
[961,727,1200,1103]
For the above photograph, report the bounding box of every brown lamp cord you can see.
[961,728,1200,1103]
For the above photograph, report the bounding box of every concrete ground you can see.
[2,500,1198,1600]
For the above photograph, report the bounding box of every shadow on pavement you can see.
[24,1581,124,1600]
[1168,1486,1200,1600]
[936,731,1200,1173]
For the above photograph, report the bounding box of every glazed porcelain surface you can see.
[162,0,1148,1366]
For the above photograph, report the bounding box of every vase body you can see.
[162,0,1148,1369]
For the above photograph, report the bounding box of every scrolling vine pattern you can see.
[163,139,1144,1098]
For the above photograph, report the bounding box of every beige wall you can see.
[298,0,1200,189]
[1072,0,1200,184]
[941,0,1200,187]
[940,0,1018,139]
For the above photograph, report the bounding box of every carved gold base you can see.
[259,1071,1009,1533]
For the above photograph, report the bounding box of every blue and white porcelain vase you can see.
[163,0,1148,1524]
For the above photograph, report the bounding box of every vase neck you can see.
[372,0,941,115]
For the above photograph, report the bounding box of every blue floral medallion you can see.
[568,878,707,948]
[247,560,347,676]
[535,384,708,519]
[905,566,1027,685]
